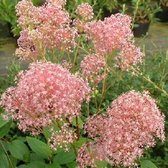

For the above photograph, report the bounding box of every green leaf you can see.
[54,149,76,165]
[96,160,108,168]
[43,124,59,140]
[26,161,46,168]
[0,115,8,128]
[140,160,158,168]
[67,162,78,168]
[45,163,61,168]
[30,153,45,162]
[73,138,88,148]
[18,165,29,168]
[72,117,84,129]
[0,120,11,138]
[0,150,9,168]
[26,137,52,159]
[8,139,30,161]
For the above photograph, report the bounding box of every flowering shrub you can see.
[82,91,165,167]
[1,62,90,135]
[0,0,166,168]
[80,54,106,84]
[15,0,76,60]
[76,3,94,21]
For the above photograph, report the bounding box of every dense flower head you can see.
[16,29,40,60]
[77,143,96,168]
[73,18,86,33]
[39,4,70,26]
[85,13,133,54]
[81,90,165,167]
[117,43,143,70]
[84,114,107,139]
[49,123,77,151]
[16,0,41,29]
[85,13,143,70]
[80,54,106,84]
[15,0,76,60]
[76,3,94,21]
[0,62,90,135]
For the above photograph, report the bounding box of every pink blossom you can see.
[80,54,106,84]
[84,114,107,139]
[117,43,143,70]
[16,30,39,60]
[77,143,96,168]
[77,142,105,168]
[0,62,90,135]
[16,0,41,29]
[82,90,165,167]
[49,123,77,151]
[85,13,143,70]
[76,3,94,21]
[15,0,76,60]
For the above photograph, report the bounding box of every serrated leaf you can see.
[140,160,158,168]
[54,149,76,165]
[26,137,52,159]
[8,139,30,161]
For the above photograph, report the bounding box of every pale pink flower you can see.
[77,142,105,168]
[76,3,94,21]
[73,19,86,33]
[80,54,106,84]
[16,0,41,29]
[0,62,90,135]
[77,143,96,168]
[117,43,143,70]
[84,114,107,139]
[16,29,39,60]
[82,90,165,167]
[15,0,76,60]
[85,13,143,70]
[49,123,77,151]
[39,4,70,26]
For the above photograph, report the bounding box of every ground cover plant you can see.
[0,0,167,168]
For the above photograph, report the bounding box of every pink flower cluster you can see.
[16,0,76,60]
[0,62,90,135]
[85,13,143,70]
[49,123,77,151]
[77,91,165,167]
[80,54,106,84]
[77,142,106,168]
[76,3,94,21]
[16,0,40,29]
